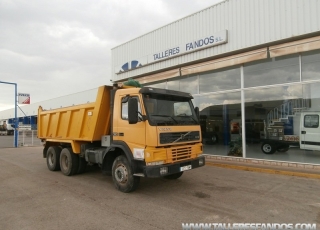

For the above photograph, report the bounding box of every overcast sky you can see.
[0,0,223,112]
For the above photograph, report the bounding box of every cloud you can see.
[0,0,223,111]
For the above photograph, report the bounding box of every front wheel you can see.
[164,172,183,180]
[261,142,276,154]
[112,155,140,193]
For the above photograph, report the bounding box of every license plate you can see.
[180,165,192,171]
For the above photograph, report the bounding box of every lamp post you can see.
[0,81,18,147]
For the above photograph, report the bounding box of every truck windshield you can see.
[142,93,198,126]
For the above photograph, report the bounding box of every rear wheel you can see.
[60,148,79,176]
[164,172,183,180]
[112,155,140,193]
[77,156,87,174]
[261,142,276,154]
[46,146,62,171]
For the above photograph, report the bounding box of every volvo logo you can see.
[158,128,171,131]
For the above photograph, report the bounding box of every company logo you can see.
[158,128,171,131]
[118,60,143,73]
[18,93,30,104]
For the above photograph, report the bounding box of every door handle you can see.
[301,131,306,134]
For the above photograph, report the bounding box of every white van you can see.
[261,112,320,154]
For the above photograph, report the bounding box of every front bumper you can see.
[143,156,205,178]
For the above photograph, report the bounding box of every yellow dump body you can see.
[38,85,113,153]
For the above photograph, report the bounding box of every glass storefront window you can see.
[144,48,320,165]
[199,66,240,93]
[193,91,242,157]
[167,79,179,91]
[167,75,198,94]
[145,81,166,89]
[301,50,320,81]
[244,83,320,164]
[244,54,300,88]
[180,75,198,94]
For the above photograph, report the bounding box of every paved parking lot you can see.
[0,135,15,148]
[0,146,320,230]
[0,133,41,148]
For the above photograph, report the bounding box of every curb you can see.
[205,162,320,179]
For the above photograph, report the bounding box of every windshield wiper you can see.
[176,114,198,123]
[188,116,197,123]
[151,115,178,124]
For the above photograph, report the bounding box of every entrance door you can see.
[113,94,146,151]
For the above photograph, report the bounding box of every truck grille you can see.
[170,147,192,162]
[159,131,200,144]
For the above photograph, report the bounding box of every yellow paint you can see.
[38,86,113,153]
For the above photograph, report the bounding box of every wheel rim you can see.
[115,164,128,184]
[48,152,54,166]
[263,144,272,153]
[61,154,69,171]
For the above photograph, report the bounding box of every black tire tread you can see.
[261,142,276,154]
[60,148,79,176]
[112,155,140,193]
[46,146,62,171]
[77,156,87,174]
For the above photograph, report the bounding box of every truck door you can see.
[300,113,320,150]
[115,95,146,149]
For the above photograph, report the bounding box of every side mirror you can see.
[195,107,200,120]
[128,98,139,124]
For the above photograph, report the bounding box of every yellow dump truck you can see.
[38,84,205,192]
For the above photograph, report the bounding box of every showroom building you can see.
[1,0,320,167]
[111,0,320,165]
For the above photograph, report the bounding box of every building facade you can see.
[111,0,320,165]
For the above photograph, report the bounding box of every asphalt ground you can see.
[0,146,320,230]
[0,135,15,148]
[0,134,41,148]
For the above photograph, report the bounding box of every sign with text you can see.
[116,30,228,73]
[149,30,228,63]
[18,93,30,104]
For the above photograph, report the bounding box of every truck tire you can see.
[46,146,62,171]
[77,156,87,174]
[164,172,183,180]
[261,142,276,154]
[112,155,140,193]
[60,148,79,176]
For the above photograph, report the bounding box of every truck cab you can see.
[112,87,203,178]
[300,112,320,151]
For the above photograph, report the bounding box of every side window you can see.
[304,115,319,128]
[121,96,142,120]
